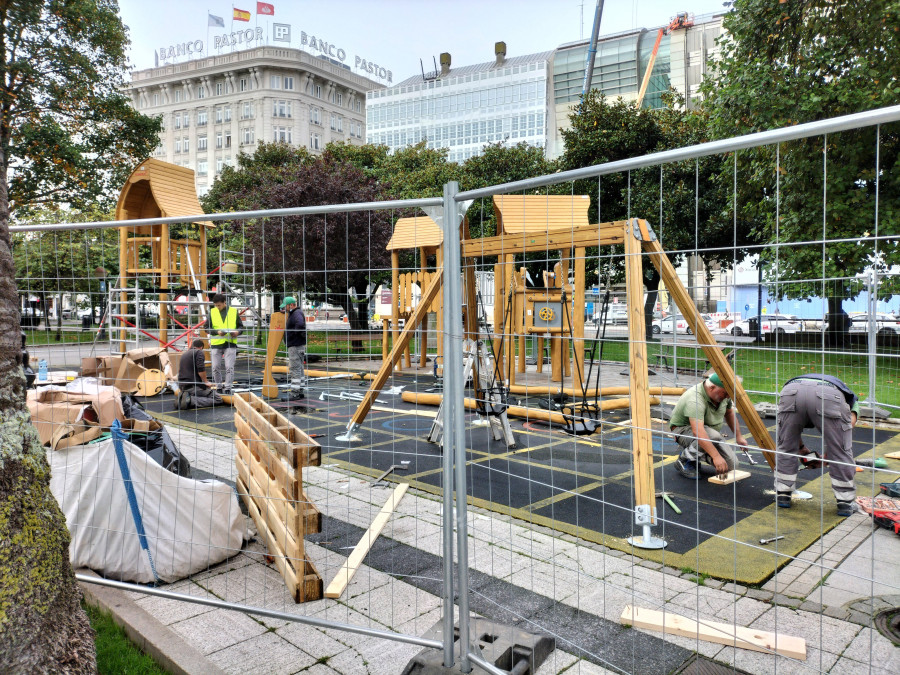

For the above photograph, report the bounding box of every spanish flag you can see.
[233,7,251,21]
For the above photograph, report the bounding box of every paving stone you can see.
[798,601,824,613]
[841,627,900,673]
[846,609,875,626]
[702,578,724,590]
[638,560,663,570]
[720,582,747,595]
[752,607,861,656]
[715,644,838,675]
[206,630,316,675]
[771,593,801,608]
[169,608,268,656]
[822,606,850,620]
[744,588,772,602]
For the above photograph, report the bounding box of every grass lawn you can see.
[83,603,165,675]
[24,328,107,346]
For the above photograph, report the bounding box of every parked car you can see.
[847,312,900,336]
[592,305,628,325]
[730,314,802,337]
[654,313,715,335]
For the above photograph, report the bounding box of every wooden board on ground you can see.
[620,605,806,660]
[709,470,752,485]
[325,483,408,599]
[884,451,900,460]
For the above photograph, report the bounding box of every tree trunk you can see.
[826,295,849,349]
[0,153,96,671]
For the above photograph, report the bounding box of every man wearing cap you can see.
[282,296,307,398]
[209,293,243,395]
[774,374,859,516]
[670,373,748,478]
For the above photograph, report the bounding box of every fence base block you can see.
[401,618,555,675]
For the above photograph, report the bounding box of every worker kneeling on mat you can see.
[177,338,223,409]
[774,374,859,516]
[671,373,748,479]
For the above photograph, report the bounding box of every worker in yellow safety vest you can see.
[209,293,243,395]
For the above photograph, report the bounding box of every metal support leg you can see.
[627,504,667,549]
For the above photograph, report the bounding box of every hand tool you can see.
[759,535,785,545]
[655,491,681,514]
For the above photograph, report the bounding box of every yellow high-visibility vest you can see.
[209,306,238,346]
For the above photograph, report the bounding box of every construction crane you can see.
[635,12,694,108]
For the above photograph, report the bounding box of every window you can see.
[215,82,223,95]
[174,137,182,153]
[224,106,231,122]
[270,75,282,89]
[197,110,208,126]
[273,126,292,143]
[215,132,223,149]
[330,115,343,132]
[197,86,206,99]
[152,93,159,106]
[336,92,343,106]
[224,132,231,148]
[284,76,294,90]
[175,89,182,103]
[182,112,190,128]
[273,100,292,117]
[310,133,321,150]
[241,127,254,144]
[197,136,207,151]
[239,77,248,92]
[241,102,253,119]
[183,136,189,151]
[215,107,223,123]
[216,157,224,173]
[313,84,322,98]
[355,100,362,112]
[309,107,320,125]
[174,114,182,130]
[197,160,208,176]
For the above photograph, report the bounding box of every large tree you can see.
[560,91,753,339]
[1,2,160,671]
[204,143,394,342]
[700,0,900,331]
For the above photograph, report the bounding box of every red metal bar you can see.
[113,315,168,347]
[162,318,207,350]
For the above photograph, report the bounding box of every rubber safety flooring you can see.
[143,368,900,584]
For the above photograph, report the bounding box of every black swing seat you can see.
[561,401,601,436]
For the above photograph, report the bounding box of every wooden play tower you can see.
[114,159,212,351]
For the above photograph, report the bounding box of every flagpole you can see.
[230,5,234,53]
[206,8,210,59]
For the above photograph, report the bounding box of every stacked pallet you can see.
[233,392,323,602]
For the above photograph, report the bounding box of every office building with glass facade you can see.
[365,46,551,164]
[547,13,724,157]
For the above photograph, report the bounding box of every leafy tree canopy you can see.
[700,0,900,302]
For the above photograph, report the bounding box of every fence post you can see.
[441,180,473,672]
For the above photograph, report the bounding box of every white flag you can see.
[208,13,225,28]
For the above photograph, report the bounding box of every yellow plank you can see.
[461,224,625,258]
[620,605,806,660]
[325,483,409,598]
[262,311,286,398]
[493,194,591,234]
[708,469,752,485]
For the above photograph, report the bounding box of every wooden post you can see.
[516,268,526,374]
[159,224,169,345]
[493,262,503,366]
[419,246,428,367]
[625,223,656,517]
[560,255,572,378]
[638,219,776,468]
[391,251,401,372]
[550,263,562,382]
[504,254,516,385]
[436,245,445,360]
[118,226,129,353]
[573,247,586,392]
[261,311,286,398]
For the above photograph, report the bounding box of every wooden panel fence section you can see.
[233,392,323,603]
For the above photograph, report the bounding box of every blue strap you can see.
[111,420,160,584]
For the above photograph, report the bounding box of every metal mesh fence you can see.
[11,105,900,674]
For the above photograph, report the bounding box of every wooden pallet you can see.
[234,391,323,602]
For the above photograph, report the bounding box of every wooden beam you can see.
[573,247,586,392]
[348,269,443,428]
[709,469,752,485]
[620,605,806,660]
[391,250,400,372]
[261,311,286,399]
[625,224,656,513]
[460,223,626,258]
[637,219,776,468]
[325,483,408,598]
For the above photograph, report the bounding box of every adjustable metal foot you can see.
[627,505,667,549]
[335,422,362,443]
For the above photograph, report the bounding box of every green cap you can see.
[280,296,297,309]
[708,372,724,388]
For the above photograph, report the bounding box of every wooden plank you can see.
[325,483,409,598]
[460,224,625,258]
[492,194,591,234]
[625,223,656,513]
[235,393,297,467]
[708,469,752,485]
[349,270,443,428]
[883,451,900,460]
[261,310,286,398]
[620,605,806,660]
[573,247,586,392]
[639,220,776,469]
[235,415,297,500]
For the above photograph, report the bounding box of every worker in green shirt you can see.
[774,374,859,516]
[670,372,748,479]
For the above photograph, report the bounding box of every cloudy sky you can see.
[119,0,729,82]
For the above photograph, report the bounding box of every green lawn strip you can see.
[24,329,107,346]
[83,602,166,675]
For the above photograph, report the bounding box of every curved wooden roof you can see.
[115,158,211,227]
[386,215,443,251]
[493,195,590,235]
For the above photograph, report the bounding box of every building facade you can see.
[124,46,383,194]
[547,12,724,157]
[365,44,552,164]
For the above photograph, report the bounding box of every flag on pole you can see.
[233,7,251,21]
[208,13,225,27]
[257,1,274,15]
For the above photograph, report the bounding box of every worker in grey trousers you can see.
[775,374,859,516]
[281,296,307,398]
